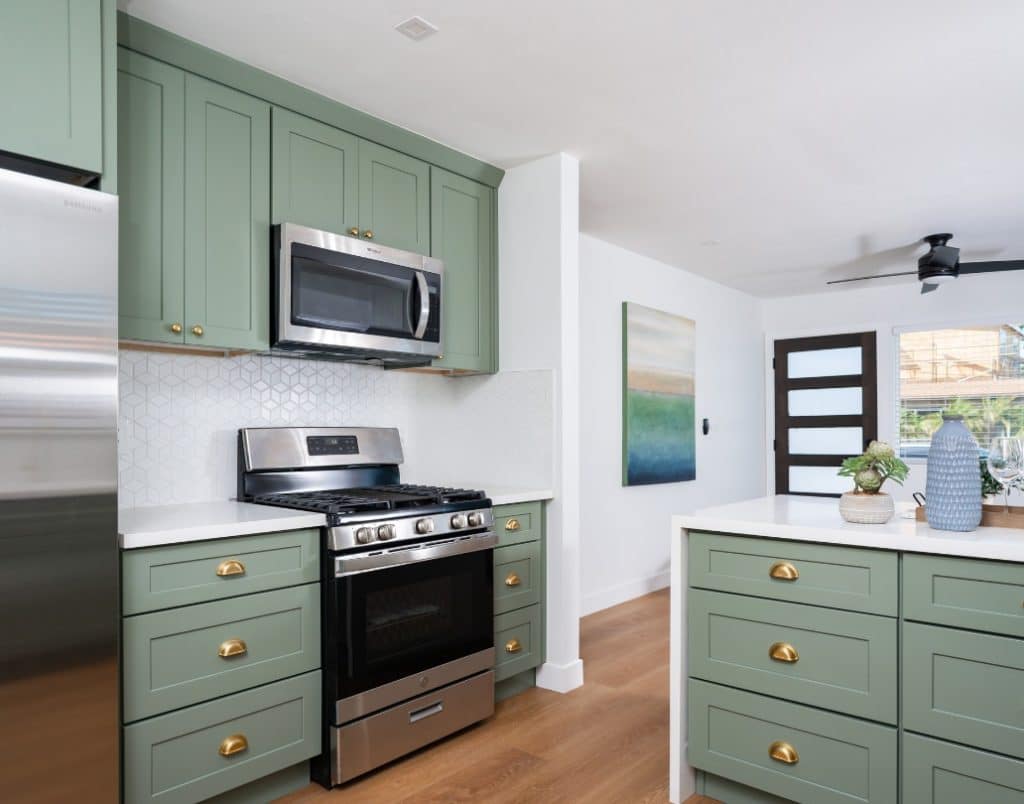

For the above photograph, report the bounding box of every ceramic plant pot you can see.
[839,491,895,524]
[925,414,982,532]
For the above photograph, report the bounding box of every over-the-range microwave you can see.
[271,222,443,367]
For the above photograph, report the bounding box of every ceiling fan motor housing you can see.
[918,233,960,281]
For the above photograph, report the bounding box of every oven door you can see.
[328,532,495,722]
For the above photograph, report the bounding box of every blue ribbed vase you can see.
[925,415,982,532]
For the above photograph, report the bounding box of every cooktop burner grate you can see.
[251,484,487,515]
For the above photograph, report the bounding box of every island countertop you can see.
[674,494,1024,562]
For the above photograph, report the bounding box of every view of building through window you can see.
[898,324,1024,457]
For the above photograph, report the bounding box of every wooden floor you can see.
[280,588,713,803]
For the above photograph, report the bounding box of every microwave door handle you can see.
[413,270,430,339]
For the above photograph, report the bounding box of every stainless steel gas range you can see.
[238,427,496,786]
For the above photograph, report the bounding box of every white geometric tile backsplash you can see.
[118,350,554,508]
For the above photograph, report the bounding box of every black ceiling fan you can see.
[827,233,1024,294]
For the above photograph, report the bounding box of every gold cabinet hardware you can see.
[769,740,799,765]
[363,230,373,239]
[215,559,245,577]
[218,733,248,757]
[769,642,799,663]
[348,227,359,236]
[191,324,204,337]
[505,518,521,532]
[170,322,183,334]
[769,561,799,581]
[505,638,522,654]
[505,573,521,587]
[218,638,248,659]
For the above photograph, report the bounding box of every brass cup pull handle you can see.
[769,561,799,581]
[769,642,799,663]
[191,324,204,337]
[769,740,799,765]
[505,518,521,532]
[505,638,522,654]
[218,638,248,659]
[170,322,183,334]
[218,733,248,758]
[215,559,246,577]
[505,573,521,587]
[363,230,373,239]
[348,227,359,236]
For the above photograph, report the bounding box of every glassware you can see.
[987,437,1024,512]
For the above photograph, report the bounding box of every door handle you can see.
[413,270,430,339]
[408,701,443,723]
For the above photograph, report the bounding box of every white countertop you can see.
[119,501,327,549]
[675,495,1024,562]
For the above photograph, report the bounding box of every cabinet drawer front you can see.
[903,621,1024,759]
[903,554,1024,637]
[688,679,897,804]
[689,589,897,723]
[494,604,542,681]
[122,529,319,614]
[493,541,542,615]
[903,733,1024,803]
[124,671,320,804]
[688,531,898,615]
[123,585,320,722]
[493,502,541,547]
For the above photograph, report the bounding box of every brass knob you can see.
[769,561,799,581]
[191,324,204,337]
[505,638,522,654]
[218,733,248,757]
[505,573,521,587]
[170,322,183,334]
[348,227,359,236]
[215,559,245,577]
[505,518,521,532]
[769,642,799,663]
[363,230,373,239]
[769,740,799,765]
[218,638,248,659]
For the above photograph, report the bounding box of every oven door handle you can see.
[334,531,496,577]
[412,270,430,339]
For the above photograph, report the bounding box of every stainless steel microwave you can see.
[272,223,443,367]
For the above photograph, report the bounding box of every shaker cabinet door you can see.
[357,140,430,254]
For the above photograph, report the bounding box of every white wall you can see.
[578,235,766,615]
[762,271,1024,501]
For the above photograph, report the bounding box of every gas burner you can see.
[251,490,391,515]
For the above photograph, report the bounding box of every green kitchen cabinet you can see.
[0,0,103,173]
[357,140,430,253]
[118,49,185,344]
[271,107,358,233]
[903,733,1024,803]
[430,167,496,373]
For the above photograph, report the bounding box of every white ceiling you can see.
[120,0,1024,297]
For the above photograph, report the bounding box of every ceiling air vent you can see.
[394,16,439,41]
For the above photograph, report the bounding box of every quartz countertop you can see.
[675,495,1024,562]
[119,501,327,549]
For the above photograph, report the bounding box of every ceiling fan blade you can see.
[959,260,1024,275]
[920,282,940,294]
[827,271,918,286]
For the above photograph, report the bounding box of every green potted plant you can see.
[837,441,910,524]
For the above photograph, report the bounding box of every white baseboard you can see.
[535,658,584,693]
[581,570,671,616]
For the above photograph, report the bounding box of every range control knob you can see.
[354,527,373,545]
[377,524,397,541]
[467,512,485,528]
[450,513,468,530]
[415,518,435,535]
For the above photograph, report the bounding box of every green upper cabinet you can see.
[271,107,358,232]
[183,74,270,350]
[118,49,185,344]
[0,0,103,173]
[358,141,430,253]
[430,168,496,373]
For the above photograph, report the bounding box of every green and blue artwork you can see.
[622,302,696,485]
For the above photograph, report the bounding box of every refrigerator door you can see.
[0,168,118,801]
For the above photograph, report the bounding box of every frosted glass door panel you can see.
[789,466,852,495]
[788,387,863,416]
[787,347,862,379]
[789,427,864,455]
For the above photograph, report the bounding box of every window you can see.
[898,324,1024,458]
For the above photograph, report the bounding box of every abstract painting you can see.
[622,302,696,485]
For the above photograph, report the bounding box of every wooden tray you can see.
[915,504,1024,529]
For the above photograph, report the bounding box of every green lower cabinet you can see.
[493,541,542,615]
[494,604,543,682]
[903,621,1024,760]
[699,771,793,804]
[903,733,1024,803]
[124,670,321,804]
[358,140,429,253]
[494,502,541,547]
[688,679,898,804]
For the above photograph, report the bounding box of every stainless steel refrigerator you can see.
[0,167,119,800]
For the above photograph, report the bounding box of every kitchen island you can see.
[669,495,1024,803]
